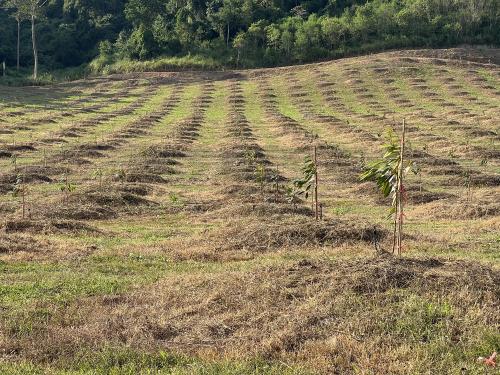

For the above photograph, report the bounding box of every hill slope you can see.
[0,48,499,374]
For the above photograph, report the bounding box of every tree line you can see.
[1,0,48,78]
[0,0,498,75]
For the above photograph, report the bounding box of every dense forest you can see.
[0,0,499,75]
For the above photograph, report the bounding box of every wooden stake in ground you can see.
[465,174,472,203]
[314,146,319,221]
[395,119,406,255]
[275,164,279,202]
[361,120,416,255]
[21,184,26,219]
[11,154,18,173]
[12,169,28,220]
[392,205,398,254]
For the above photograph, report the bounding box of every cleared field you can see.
[0,49,499,374]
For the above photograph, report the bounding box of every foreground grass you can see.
[1,350,310,375]
[2,256,498,374]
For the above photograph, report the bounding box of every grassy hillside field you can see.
[0,48,499,374]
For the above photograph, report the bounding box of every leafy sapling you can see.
[255,163,266,192]
[270,164,280,202]
[360,123,417,255]
[292,155,316,200]
[12,173,28,219]
[462,171,472,203]
[59,174,76,202]
[11,154,18,172]
[287,154,319,217]
[285,186,300,209]
[169,192,180,205]
[244,149,256,165]
[92,168,104,189]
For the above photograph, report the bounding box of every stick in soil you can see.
[275,164,279,202]
[314,146,319,221]
[396,119,406,255]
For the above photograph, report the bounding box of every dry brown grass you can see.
[206,218,385,252]
[411,199,500,220]
[3,255,498,374]
[1,218,101,234]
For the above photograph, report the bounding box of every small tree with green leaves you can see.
[169,192,182,207]
[284,185,300,209]
[11,154,18,172]
[360,123,417,255]
[244,149,256,165]
[270,164,280,202]
[293,155,316,199]
[286,155,318,216]
[255,163,266,192]
[12,173,28,219]
[462,171,472,203]
[59,174,76,203]
[92,168,104,189]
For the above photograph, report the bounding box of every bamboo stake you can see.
[275,164,279,202]
[397,119,406,255]
[392,213,397,254]
[22,166,27,219]
[314,146,319,221]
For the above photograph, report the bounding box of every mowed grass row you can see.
[0,83,204,315]
[0,50,499,374]
[0,80,149,142]
[265,61,499,262]
[0,77,318,374]
[0,84,153,162]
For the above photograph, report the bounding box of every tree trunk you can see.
[226,23,230,47]
[31,15,38,80]
[17,18,20,71]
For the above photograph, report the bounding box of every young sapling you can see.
[92,168,104,189]
[59,174,76,203]
[11,154,18,172]
[12,173,28,219]
[360,121,417,255]
[255,163,266,193]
